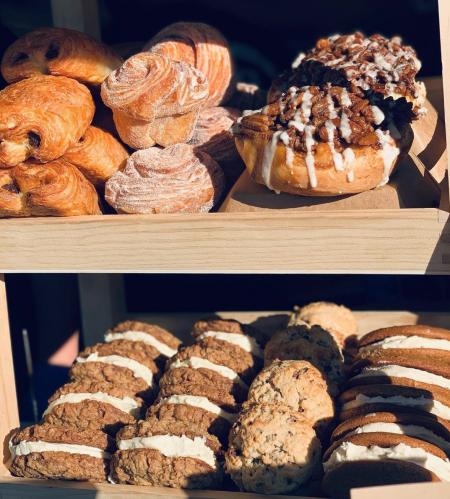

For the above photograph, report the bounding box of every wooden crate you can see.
[1,275,450,498]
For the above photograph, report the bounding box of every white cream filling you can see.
[324,441,450,480]
[360,335,450,353]
[9,440,111,460]
[196,331,263,357]
[343,394,450,420]
[159,395,237,424]
[348,422,450,453]
[76,353,153,386]
[104,331,177,358]
[118,435,217,468]
[43,392,141,418]
[352,365,450,390]
[169,357,248,389]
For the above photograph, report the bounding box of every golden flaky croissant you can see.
[0,159,101,217]
[1,27,123,85]
[144,22,233,106]
[63,126,129,186]
[0,75,94,168]
[105,143,224,214]
[101,52,209,149]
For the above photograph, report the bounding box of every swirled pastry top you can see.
[1,27,123,85]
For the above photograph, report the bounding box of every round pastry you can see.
[110,417,223,488]
[105,320,181,368]
[0,160,100,218]
[322,433,450,498]
[1,27,122,85]
[264,324,345,396]
[148,394,239,445]
[0,75,95,167]
[271,32,425,114]
[247,360,334,435]
[70,341,158,400]
[101,52,209,149]
[8,423,114,482]
[144,22,233,107]
[63,126,129,186]
[235,81,414,196]
[331,412,450,456]
[339,383,450,422]
[292,301,358,350]
[104,144,225,214]
[225,403,322,494]
[43,380,144,435]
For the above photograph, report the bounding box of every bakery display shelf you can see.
[1,297,450,499]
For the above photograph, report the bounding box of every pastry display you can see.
[42,380,144,435]
[104,144,225,214]
[8,424,114,482]
[144,22,233,107]
[101,52,209,149]
[0,75,94,167]
[1,27,122,85]
[110,417,223,488]
[63,126,129,186]
[225,403,322,494]
[0,160,101,218]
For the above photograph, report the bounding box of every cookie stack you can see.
[8,320,181,482]
[110,319,264,489]
[322,324,450,498]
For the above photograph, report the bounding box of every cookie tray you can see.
[1,306,450,498]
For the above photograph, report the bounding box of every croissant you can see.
[0,159,101,217]
[101,52,209,149]
[105,143,224,214]
[63,126,129,186]
[0,75,94,168]
[1,27,123,85]
[144,22,233,106]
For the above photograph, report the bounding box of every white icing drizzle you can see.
[340,88,352,107]
[261,130,282,191]
[340,112,352,142]
[304,125,317,188]
[343,148,356,182]
[371,105,385,125]
[375,129,400,186]
[325,120,344,171]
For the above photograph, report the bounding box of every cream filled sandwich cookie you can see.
[8,423,114,482]
[110,418,223,488]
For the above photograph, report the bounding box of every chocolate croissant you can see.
[0,159,101,217]
[1,27,122,85]
[63,126,129,186]
[101,52,209,149]
[105,143,224,214]
[144,22,233,107]
[0,75,95,168]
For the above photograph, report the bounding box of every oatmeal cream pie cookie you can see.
[225,403,321,494]
[111,417,222,488]
[43,380,144,435]
[8,423,114,482]
[264,324,345,396]
[247,360,334,435]
[322,433,450,498]
[105,321,181,368]
[70,341,158,400]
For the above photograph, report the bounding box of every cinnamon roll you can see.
[0,75,94,168]
[0,159,100,217]
[105,143,224,214]
[63,126,129,186]
[144,22,233,107]
[235,80,414,196]
[101,53,209,149]
[1,27,122,85]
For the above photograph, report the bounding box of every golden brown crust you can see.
[0,160,100,217]
[101,53,209,149]
[358,325,450,347]
[0,75,94,167]
[63,126,129,186]
[1,27,122,85]
[108,321,181,351]
[144,22,233,107]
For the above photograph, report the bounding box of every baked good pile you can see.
[7,309,449,496]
